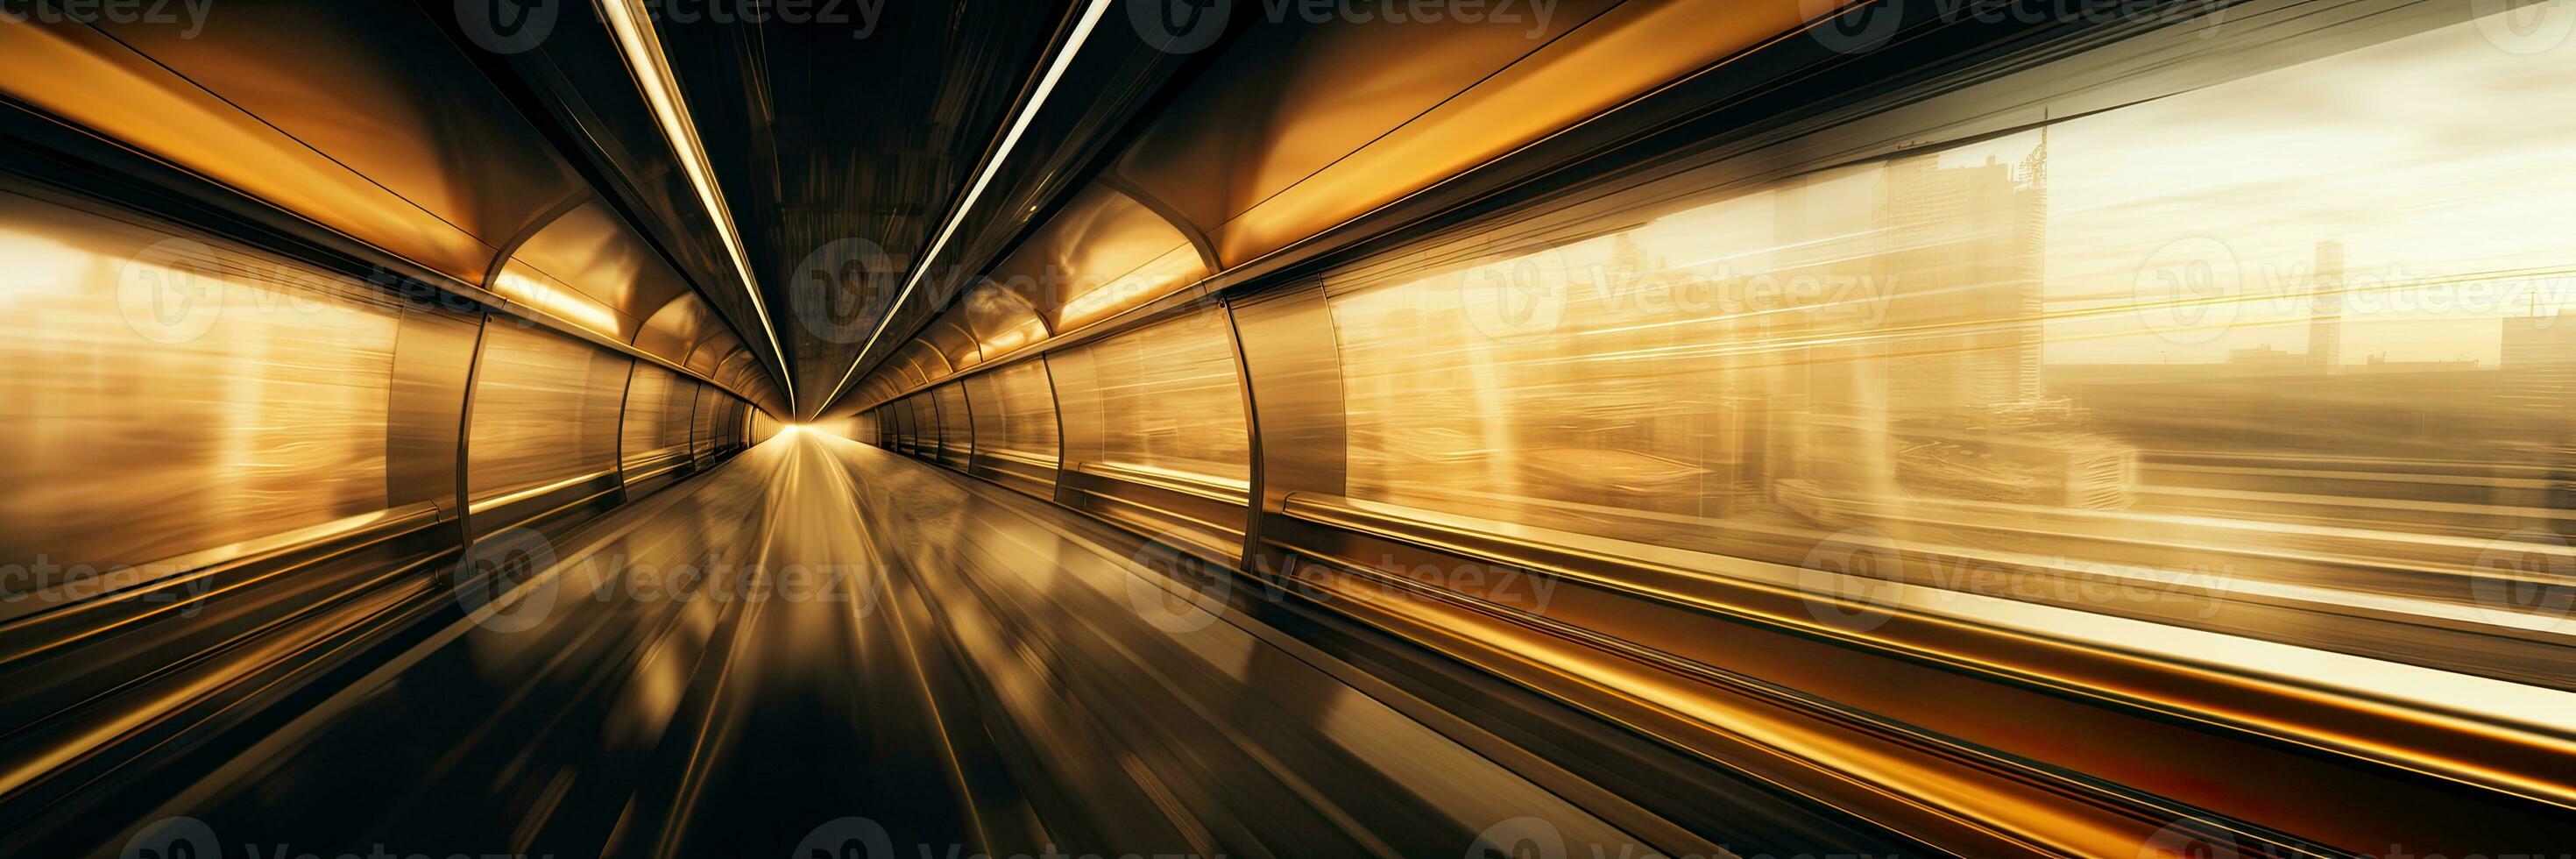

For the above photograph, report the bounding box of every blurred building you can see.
[2310,240,2345,371]
[1875,142,2050,415]
[2501,310,2576,387]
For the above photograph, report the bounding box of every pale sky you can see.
[1360,14,2576,369]
[1979,16,2576,366]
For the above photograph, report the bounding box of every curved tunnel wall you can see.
[0,180,762,813]
[843,2,2576,853]
[0,180,764,576]
[2,0,2572,855]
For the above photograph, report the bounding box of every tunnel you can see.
[4,0,2574,856]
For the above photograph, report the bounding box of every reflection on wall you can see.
[965,359,1060,467]
[1050,309,1250,492]
[620,364,698,471]
[467,323,628,501]
[690,383,721,460]
[933,383,973,469]
[909,395,939,457]
[1327,16,2576,646]
[0,189,399,577]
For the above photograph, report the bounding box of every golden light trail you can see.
[813,0,1119,421]
[597,0,798,415]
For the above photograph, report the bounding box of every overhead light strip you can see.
[598,0,798,415]
[814,0,1117,419]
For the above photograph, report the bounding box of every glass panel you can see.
[721,398,746,450]
[0,188,399,575]
[966,359,1061,471]
[909,395,939,458]
[1327,18,2576,671]
[663,380,698,457]
[690,382,719,459]
[467,323,626,501]
[1050,308,1249,492]
[933,382,973,469]
[619,364,691,468]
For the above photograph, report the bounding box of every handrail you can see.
[0,502,443,628]
[1070,460,1251,506]
[466,469,620,516]
[1277,492,2576,810]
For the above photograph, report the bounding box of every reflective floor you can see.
[89,433,1708,859]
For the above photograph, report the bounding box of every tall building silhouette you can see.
[1875,136,2049,414]
[2309,240,2344,371]
[2501,310,2576,408]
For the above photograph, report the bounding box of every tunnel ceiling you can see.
[645,2,1075,417]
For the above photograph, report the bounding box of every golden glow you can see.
[621,364,698,470]
[467,323,628,502]
[1325,18,2576,685]
[492,263,624,336]
[1050,244,1210,334]
[0,18,497,280]
[1,191,398,572]
[1049,308,1251,493]
[963,359,1059,466]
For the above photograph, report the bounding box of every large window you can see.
[908,395,939,458]
[0,189,400,575]
[1049,308,1251,493]
[619,365,696,471]
[1327,16,2576,678]
[933,382,973,469]
[965,359,1060,469]
[468,323,627,502]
